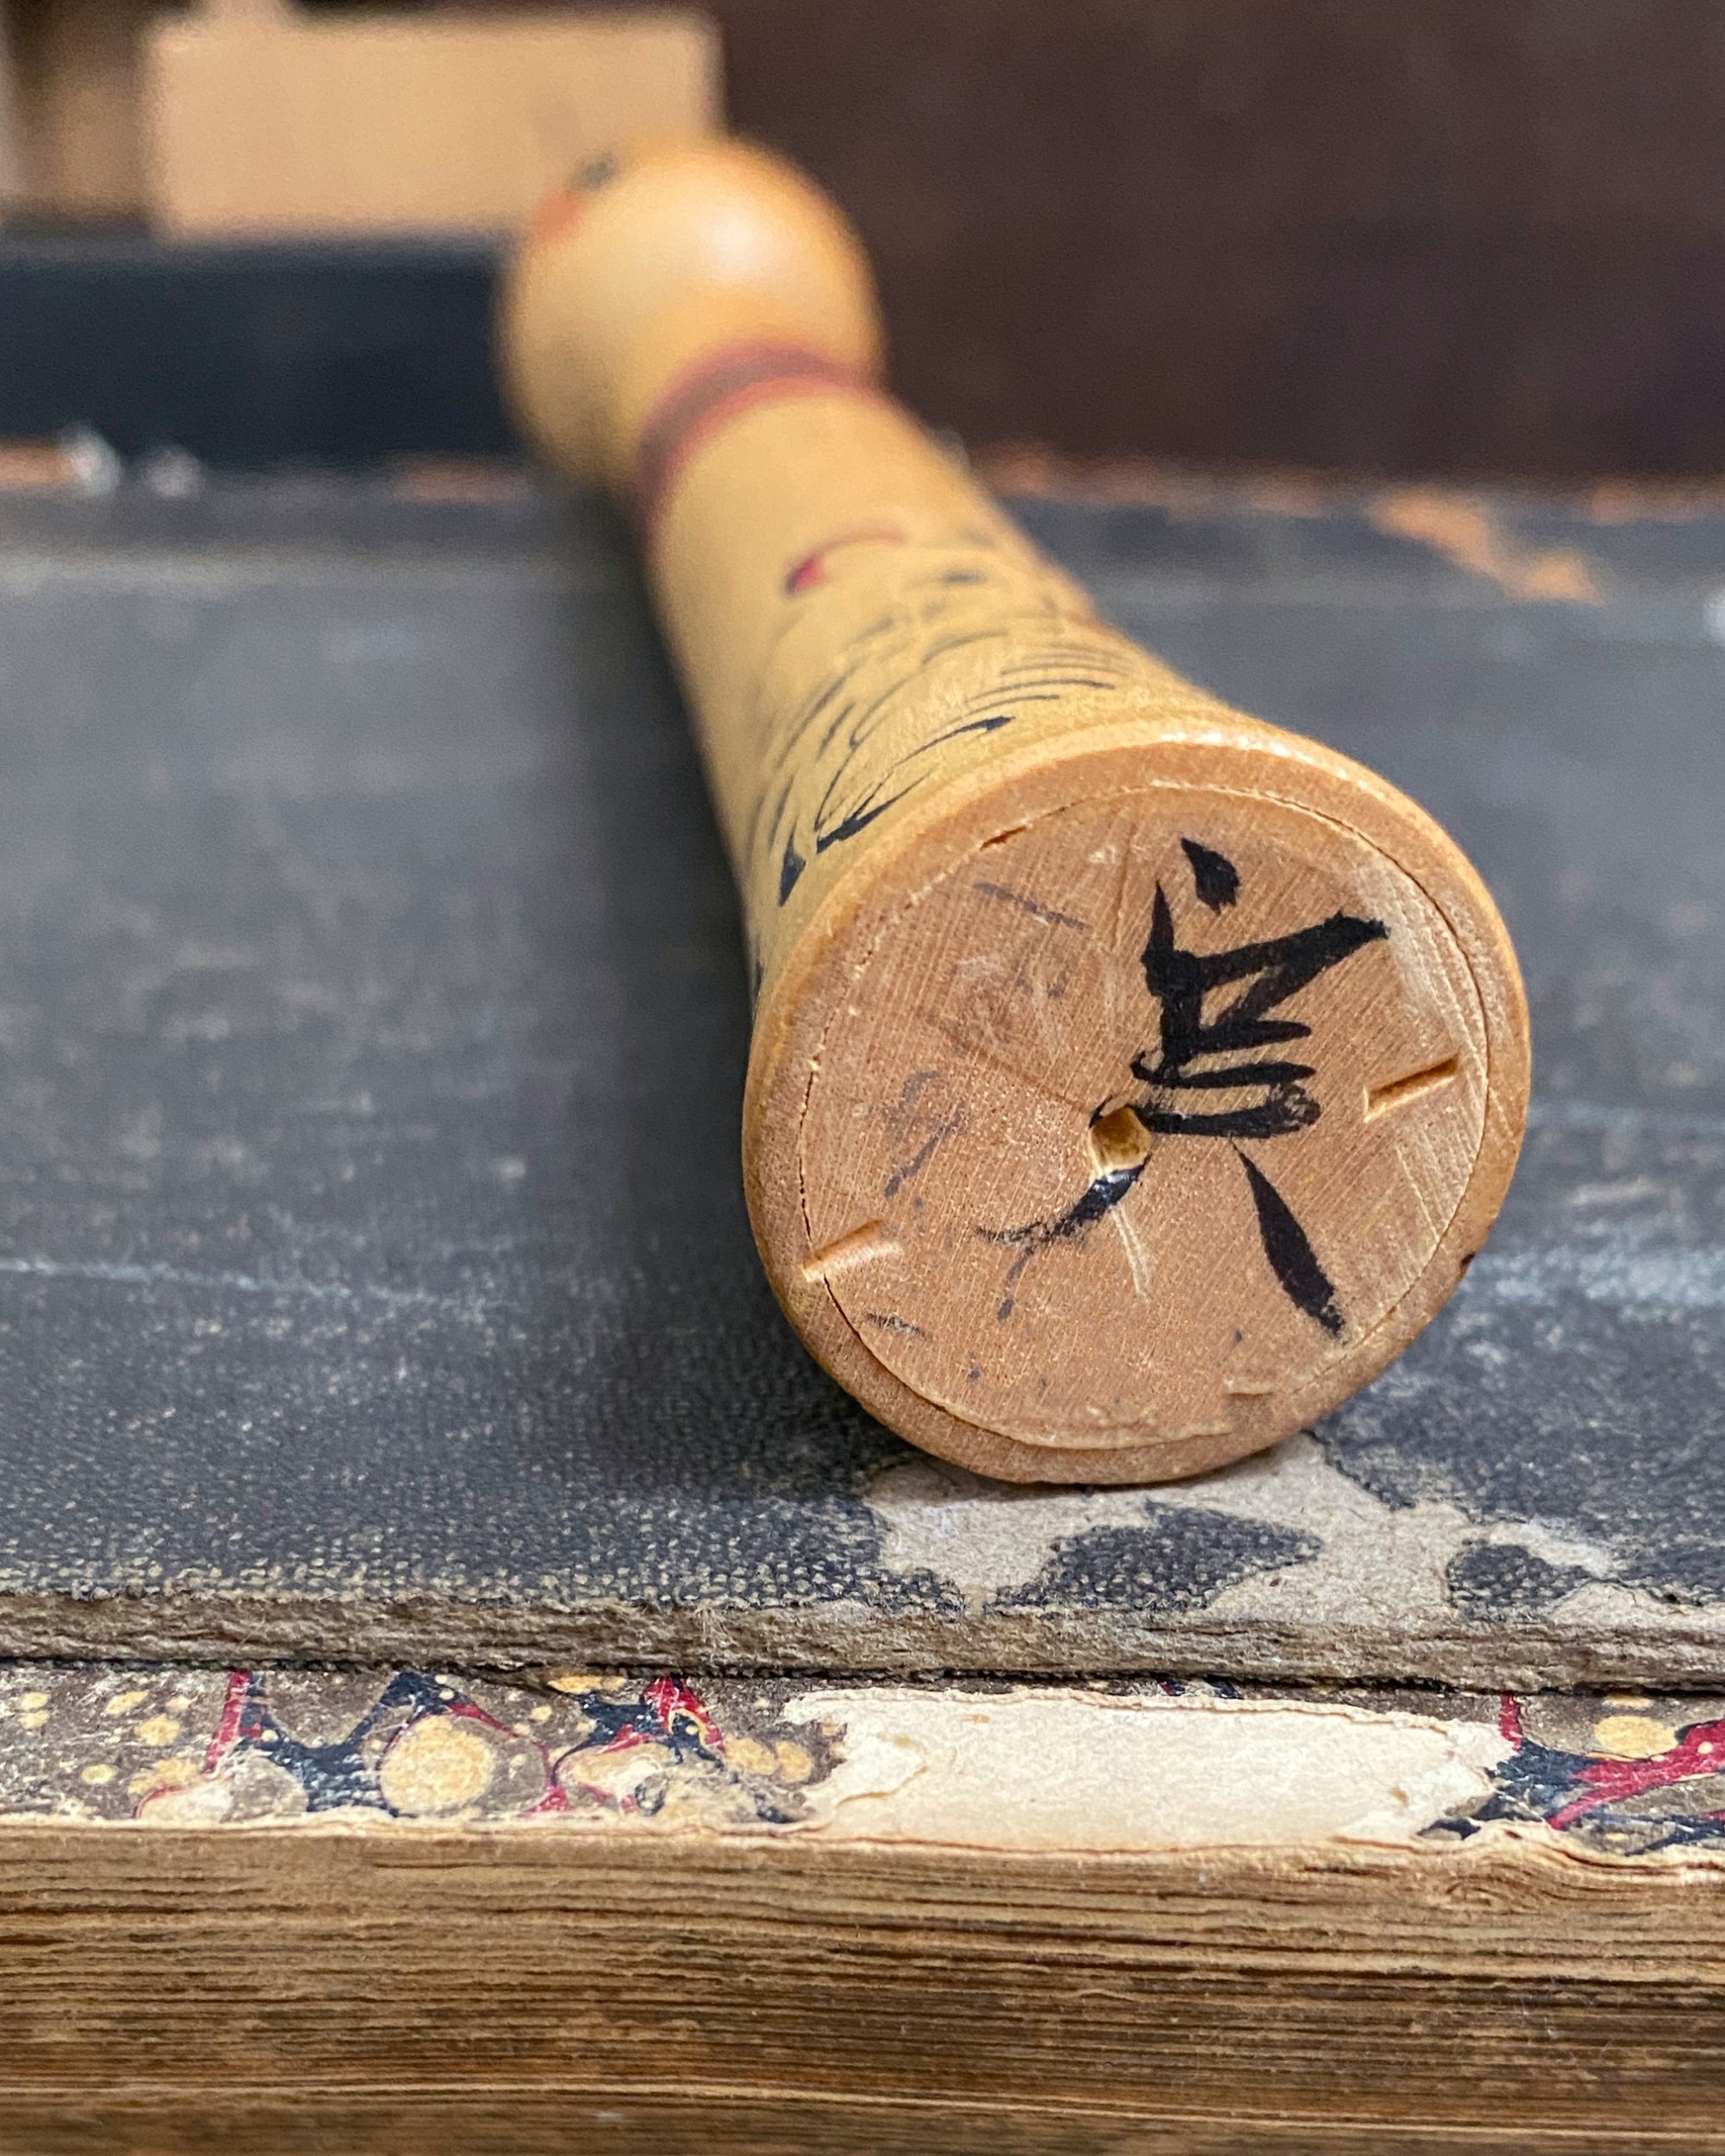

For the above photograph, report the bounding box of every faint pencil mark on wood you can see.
[972,881,1091,933]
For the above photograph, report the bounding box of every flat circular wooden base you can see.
[750,732,1526,1484]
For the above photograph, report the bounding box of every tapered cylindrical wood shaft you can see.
[499,141,1528,1484]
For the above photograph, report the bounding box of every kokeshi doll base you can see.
[501,141,1529,1485]
[762,744,1505,1486]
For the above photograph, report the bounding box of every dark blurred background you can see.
[3,0,1723,478]
[722,0,1725,480]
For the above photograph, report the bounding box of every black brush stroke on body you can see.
[1236,1147,1345,1336]
[1181,836,1241,911]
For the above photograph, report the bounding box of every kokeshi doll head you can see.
[505,141,884,496]
[501,142,1530,1486]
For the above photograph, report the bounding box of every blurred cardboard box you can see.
[143,0,718,236]
[4,0,155,219]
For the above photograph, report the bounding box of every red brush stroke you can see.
[643,1673,723,1752]
[1547,1714,1725,1830]
[528,188,586,248]
[551,1676,727,1810]
[783,524,907,595]
[203,1669,253,1777]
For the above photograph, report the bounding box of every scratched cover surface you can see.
[0,471,1719,1685]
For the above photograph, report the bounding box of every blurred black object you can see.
[715,0,1725,480]
[8,0,1725,477]
[0,234,511,466]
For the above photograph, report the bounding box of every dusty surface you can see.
[0,475,1717,1682]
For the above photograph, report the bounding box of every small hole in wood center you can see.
[1089,1104,1151,1174]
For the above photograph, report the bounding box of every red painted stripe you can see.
[204,1668,252,1777]
[632,341,875,536]
[528,185,586,248]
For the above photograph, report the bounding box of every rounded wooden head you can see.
[500,139,884,495]
[503,141,1530,1485]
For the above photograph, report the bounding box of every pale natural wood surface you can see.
[142,4,717,237]
[0,1825,1715,2156]
[500,142,1529,1482]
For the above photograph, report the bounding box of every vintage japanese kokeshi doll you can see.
[499,140,1529,1484]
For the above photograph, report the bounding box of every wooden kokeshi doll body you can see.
[501,141,1528,1484]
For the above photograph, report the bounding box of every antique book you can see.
[0,470,1715,1689]
[0,467,1718,2150]
[1,1657,1722,2152]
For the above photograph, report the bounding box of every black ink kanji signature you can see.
[984,841,1387,1334]
[1131,879,1385,1142]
